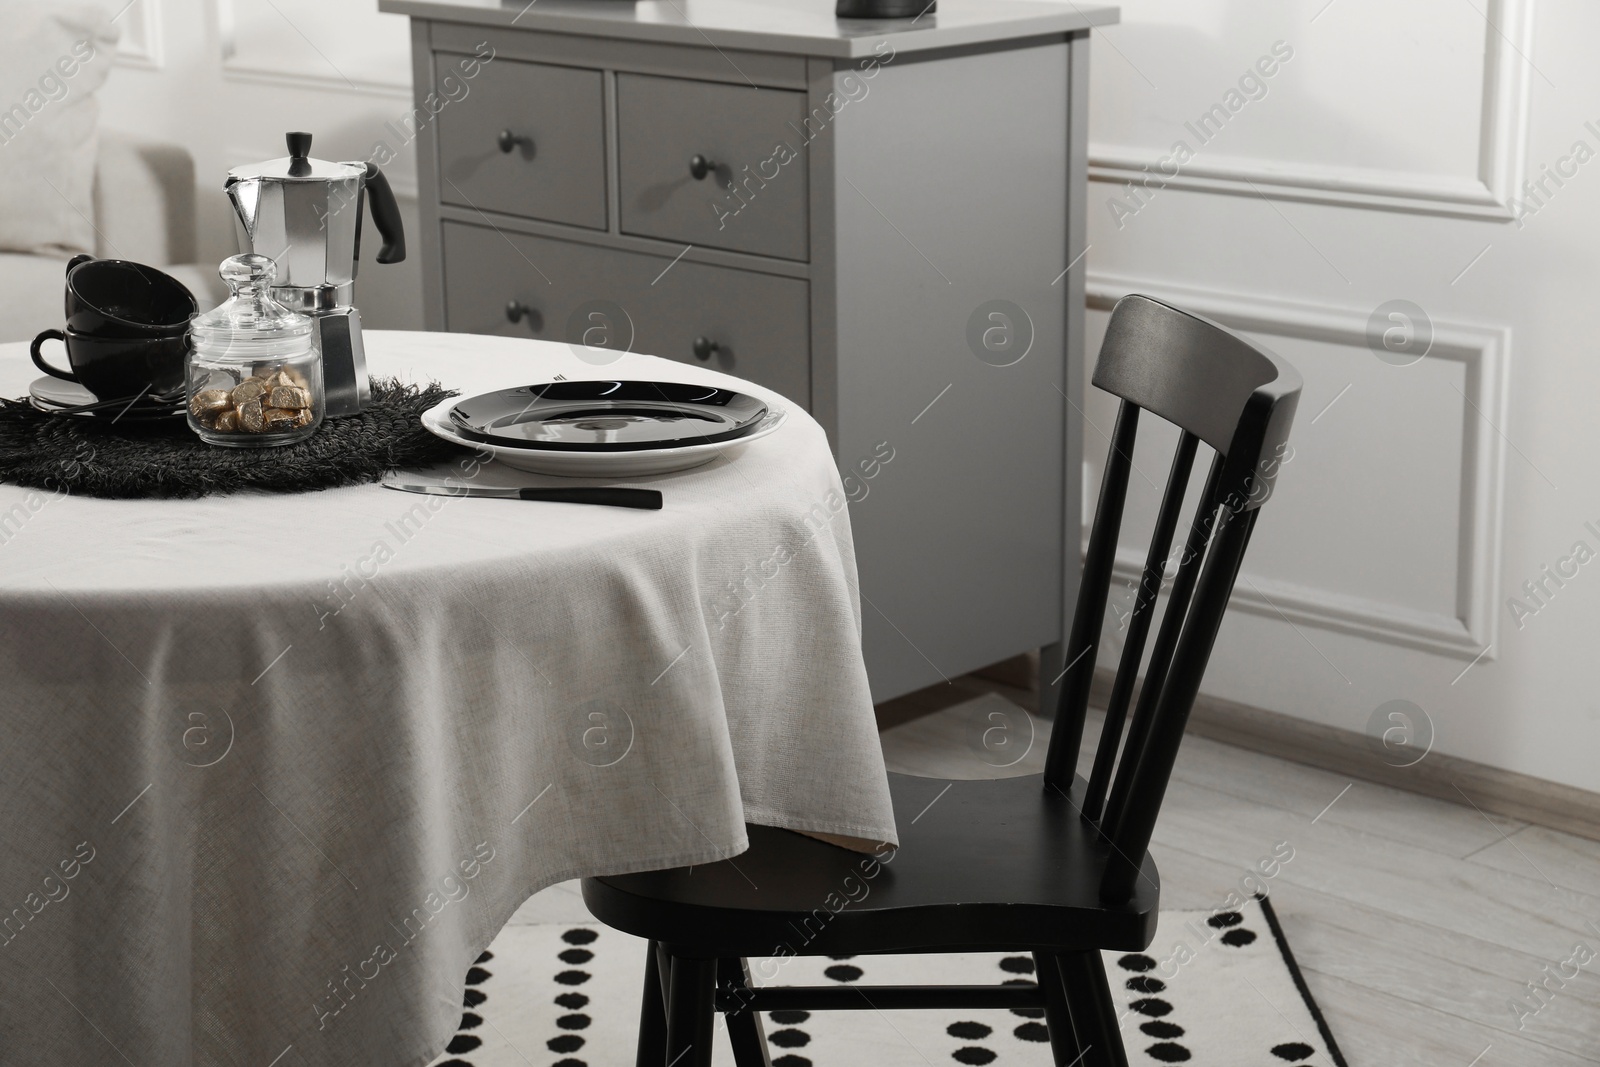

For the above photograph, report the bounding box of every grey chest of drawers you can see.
[381,0,1118,704]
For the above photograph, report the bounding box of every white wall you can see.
[97,0,425,329]
[1082,0,1600,793]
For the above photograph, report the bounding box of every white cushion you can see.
[0,3,119,256]
[0,251,71,344]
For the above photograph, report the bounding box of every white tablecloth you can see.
[0,331,897,1066]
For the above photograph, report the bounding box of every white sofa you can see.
[0,131,226,343]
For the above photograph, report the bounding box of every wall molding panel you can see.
[114,0,165,71]
[1087,272,1510,660]
[1089,0,1534,220]
[218,66,413,100]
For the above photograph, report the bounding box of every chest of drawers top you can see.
[379,0,1117,59]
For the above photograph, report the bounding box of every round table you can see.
[0,331,897,1067]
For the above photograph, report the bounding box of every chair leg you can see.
[1034,952,1086,1066]
[635,941,668,1067]
[1058,952,1130,1067]
[719,958,772,1067]
[665,952,718,1067]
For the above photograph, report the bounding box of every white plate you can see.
[420,397,787,477]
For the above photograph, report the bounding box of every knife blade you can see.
[382,482,662,510]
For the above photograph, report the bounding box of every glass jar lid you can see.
[190,254,313,362]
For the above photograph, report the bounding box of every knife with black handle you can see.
[383,482,662,510]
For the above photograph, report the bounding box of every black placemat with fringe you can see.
[0,379,463,499]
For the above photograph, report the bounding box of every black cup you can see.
[31,327,188,401]
[63,254,197,338]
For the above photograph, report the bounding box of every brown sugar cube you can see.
[237,398,267,432]
[189,389,231,419]
[231,378,269,405]
[292,409,314,429]
[264,407,300,429]
[268,385,310,410]
[214,409,240,433]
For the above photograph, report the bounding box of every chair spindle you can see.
[1100,504,1260,904]
[1100,454,1225,834]
[1042,400,1140,790]
[1082,432,1200,825]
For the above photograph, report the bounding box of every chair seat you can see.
[581,772,1160,959]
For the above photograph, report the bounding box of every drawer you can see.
[627,258,811,408]
[441,221,811,407]
[435,56,606,230]
[617,74,809,262]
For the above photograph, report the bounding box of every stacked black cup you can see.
[30,254,197,408]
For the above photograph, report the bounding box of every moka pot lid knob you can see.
[226,131,366,184]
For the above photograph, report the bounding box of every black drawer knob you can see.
[497,129,536,155]
[506,300,543,331]
[689,154,717,181]
[692,336,720,361]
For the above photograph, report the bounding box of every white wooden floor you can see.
[514,690,1600,1065]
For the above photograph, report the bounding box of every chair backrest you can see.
[1041,294,1302,905]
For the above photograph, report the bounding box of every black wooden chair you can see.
[581,294,1303,1067]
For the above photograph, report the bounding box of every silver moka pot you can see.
[225,132,405,417]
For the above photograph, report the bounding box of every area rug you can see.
[426,895,1347,1066]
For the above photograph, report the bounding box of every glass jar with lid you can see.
[187,253,324,447]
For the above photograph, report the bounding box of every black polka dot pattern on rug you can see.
[1120,950,1190,1063]
[434,950,495,1064]
[994,956,1046,1052]
[1145,1041,1192,1062]
[767,1001,814,1063]
[426,900,1336,1066]
[1013,1021,1050,1042]
[769,1027,812,1048]
[543,929,595,1064]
